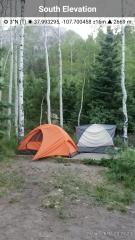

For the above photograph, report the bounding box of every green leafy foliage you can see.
[84,149,135,190]
[0,48,9,140]
[106,150,135,189]
[0,47,13,157]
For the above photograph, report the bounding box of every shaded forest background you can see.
[1,26,135,143]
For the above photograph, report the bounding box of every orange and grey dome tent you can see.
[18,124,77,160]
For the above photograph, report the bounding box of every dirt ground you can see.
[0,158,135,240]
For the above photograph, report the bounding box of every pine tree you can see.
[91,27,122,127]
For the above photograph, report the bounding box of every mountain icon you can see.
[108,20,112,24]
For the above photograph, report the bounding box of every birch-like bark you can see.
[14,1,18,137]
[58,26,63,127]
[18,25,24,139]
[44,26,51,124]
[40,96,45,125]
[14,26,18,137]
[18,0,25,140]
[7,27,14,139]
[78,73,86,126]
[121,25,128,144]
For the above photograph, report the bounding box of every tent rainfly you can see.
[76,124,116,153]
[18,124,77,160]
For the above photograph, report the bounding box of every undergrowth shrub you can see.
[106,149,135,189]
[83,149,135,209]
[84,149,135,190]
[0,137,17,160]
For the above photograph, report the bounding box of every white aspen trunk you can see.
[7,27,14,139]
[40,96,45,125]
[78,74,86,126]
[44,26,51,124]
[18,0,25,140]
[18,25,24,139]
[14,26,18,138]
[58,26,63,128]
[14,1,18,138]
[121,25,128,144]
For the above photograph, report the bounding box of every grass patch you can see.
[94,184,134,212]
[83,149,135,211]
[82,158,114,167]
[95,185,133,205]
[83,149,135,191]
[0,170,25,197]
[106,150,135,189]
